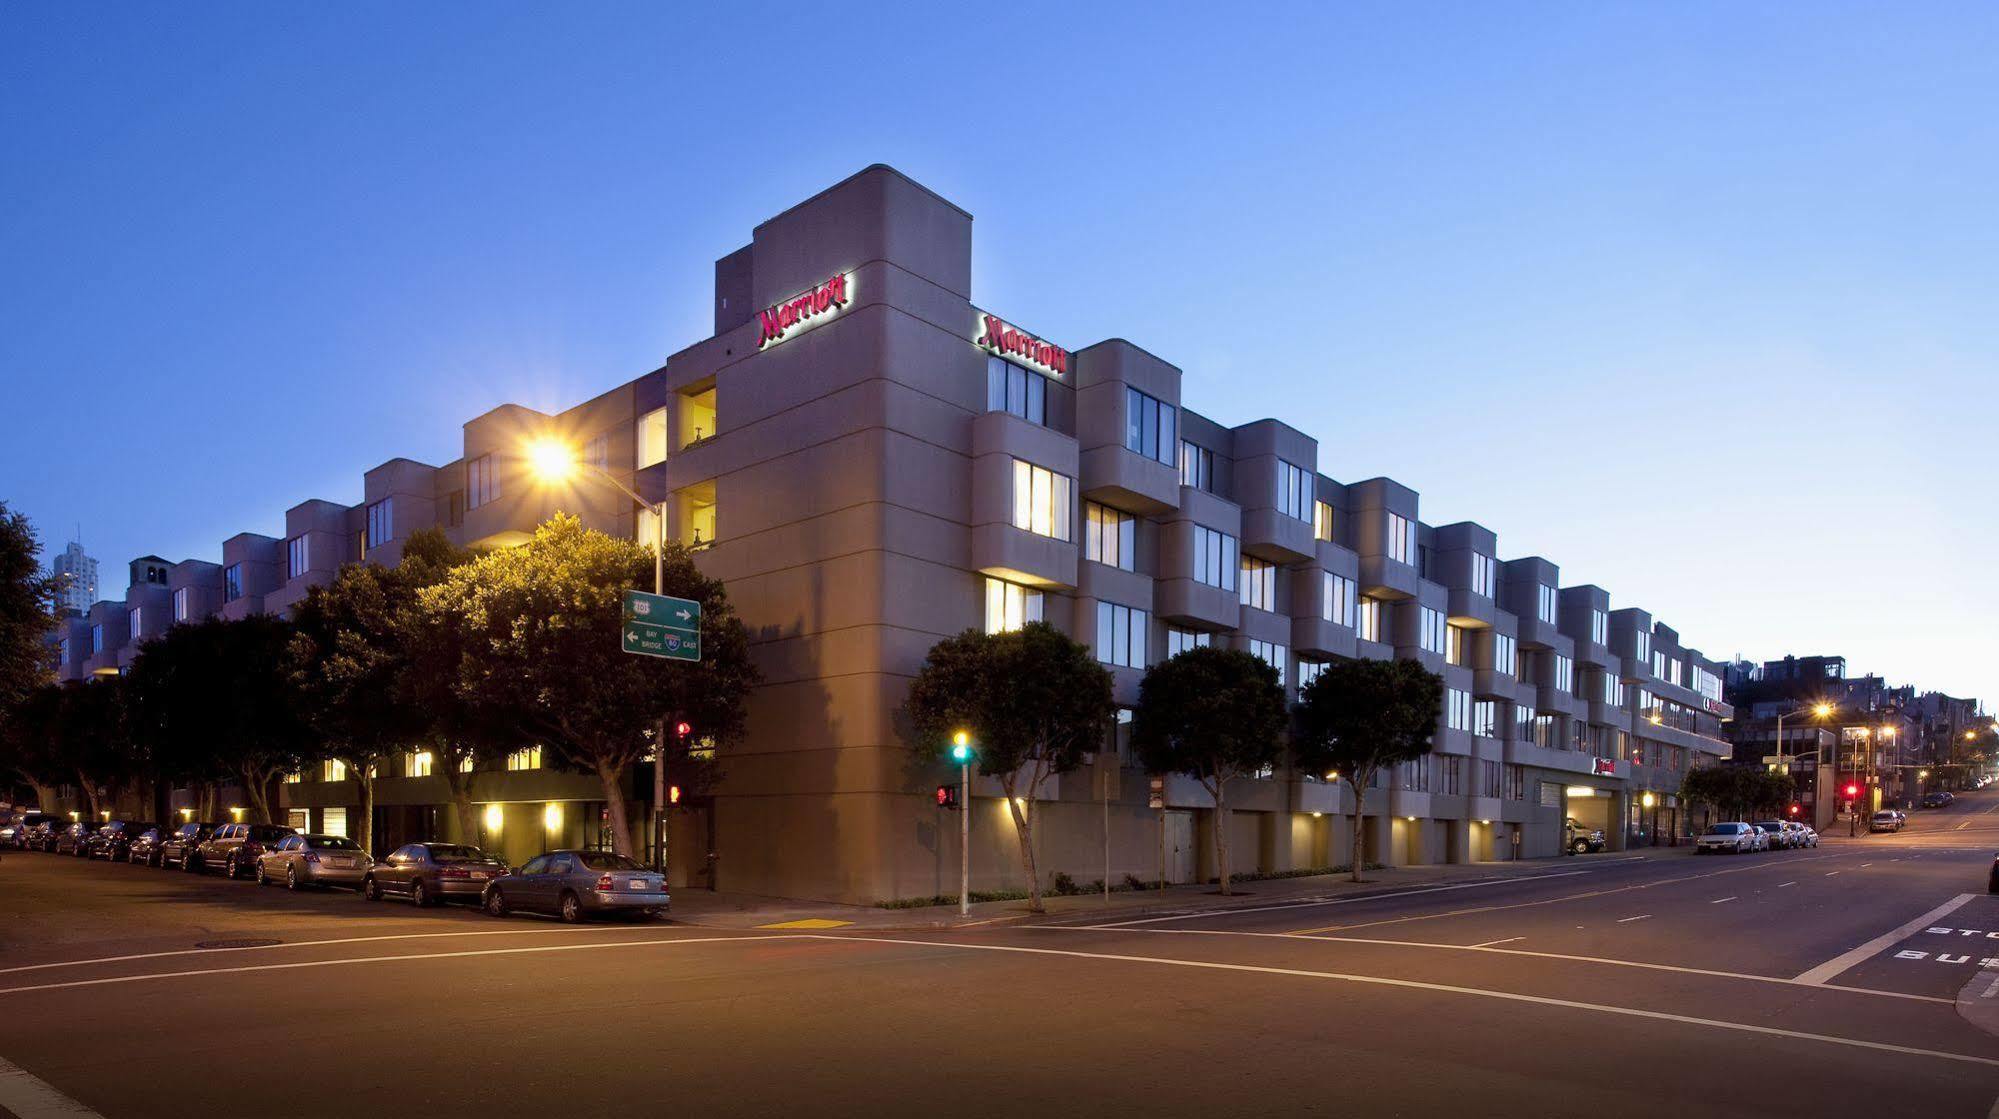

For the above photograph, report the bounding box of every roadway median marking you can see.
[1779,882,1796,888]
[1711,897,1737,905]
[1793,894,1976,985]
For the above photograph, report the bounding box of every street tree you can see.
[1293,657,1446,883]
[55,677,139,820]
[1132,646,1287,896]
[904,621,1114,913]
[0,684,69,810]
[420,515,756,859]
[0,504,57,784]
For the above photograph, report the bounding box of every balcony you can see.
[1155,578,1240,631]
[1503,740,1595,775]
[1360,555,1421,600]
[1292,616,1357,660]
[1079,444,1180,516]
[1240,507,1314,565]
[1473,664,1517,698]
[1446,587,1496,627]
[1514,616,1561,650]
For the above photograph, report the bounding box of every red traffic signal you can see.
[1787,804,1802,816]
[674,721,692,738]
[1844,784,1860,798]
[935,784,960,810]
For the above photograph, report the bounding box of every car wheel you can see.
[255,862,269,886]
[1570,839,1588,856]
[559,891,583,924]
[226,855,240,880]
[411,880,430,908]
[362,876,381,901]
[485,888,509,918]
[182,852,195,872]
[287,865,301,891]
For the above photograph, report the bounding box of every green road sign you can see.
[622,589,701,661]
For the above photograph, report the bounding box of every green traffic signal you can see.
[950,730,972,763]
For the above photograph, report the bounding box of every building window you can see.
[1601,673,1625,707]
[1165,627,1211,658]
[1537,584,1558,625]
[58,637,69,666]
[223,564,243,604]
[1011,460,1073,542]
[1555,654,1575,693]
[1494,633,1517,676]
[1591,608,1608,646]
[1178,441,1215,491]
[1385,513,1413,564]
[1322,572,1355,627]
[1192,526,1238,591]
[467,454,498,509]
[1635,629,1651,663]
[1124,387,1176,467]
[1532,713,1557,747]
[1313,501,1335,543]
[127,608,142,641]
[636,408,668,469]
[1298,659,1327,689]
[173,587,189,622]
[1240,557,1276,612]
[405,751,434,778]
[1447,688,1472,732]
[1474,700,1499,738]
[1504,764,1526,800]
[506,746,542,771]
[1247,639,1287,686]
[1479,759,1501,798]
[1419,607,1447,656]
[985,577,1043,634]
[366,499,394,550]
[1357,595,1384,642]
[585,434,610,471]
[1083,502,1135,571]
[446,490,465,527]
[1440,756,1465,796]
[987,357,1049,426]
[1445,623,1468,667]
[1095,602,1149,669]
[1401,756,1431,792]
[283,771,302,786]
[1276,461,1311,522]
[88,624,103,654]
[322,758,348,782]
[680,387,718,445]
[287,535,309,580]
[1472,553,1496,597]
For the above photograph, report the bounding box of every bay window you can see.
[1011,460,1073,542]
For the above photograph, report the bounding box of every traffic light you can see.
[950,729,973,764]
[674,721,692,738]
[668,785,682,805]
[935,784,959,810]
[1844,784,1860,798]
[1787,803,1802,816]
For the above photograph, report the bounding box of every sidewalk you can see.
[667,844,1694,932]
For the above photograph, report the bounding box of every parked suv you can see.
[1870,810,1905,833]
[160,822,223,870]
[84,820,154,861]
[196,823,298,879]
[362,843,509,906]
[2,812,60,849]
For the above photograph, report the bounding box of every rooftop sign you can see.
[758,273,850,349]
[976,313,1068,376]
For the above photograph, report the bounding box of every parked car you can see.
[52,821,102,856]
[255,833,372,890]
[3,812,60,849]
[1922,791,1951,809]
[24,817,70,852]
[1791,824,1819,848]
[84,820,155,861]
[362,843,509,906]
[1870,810,1904,833]
[195,823,297,879]
[1752,821,1794,850]
[159,822,222,869]
[1564,818,1606,855]
[1696,822,1756,854]
[124,825,169,865]
[481,850,669,923]
[1989,853,1999,894]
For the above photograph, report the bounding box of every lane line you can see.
[1779,882,1797,888]
[1861,863,1874,868]
[1469,937,1524,947]
[821,934,1998,1066]
[1084,871,1590,928]
[1826,872,1841,877]
[0,1054,106,1118]
[1794,895,1977,985]
[0,935,784,997]
[1712,897,1738,905]
[1031,926,1957,1004]
[1616,915,1651,923]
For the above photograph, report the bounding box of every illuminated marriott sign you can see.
[977,314,1068,376]
[758,273,850,348]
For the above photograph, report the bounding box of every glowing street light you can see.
[525,437,578,482]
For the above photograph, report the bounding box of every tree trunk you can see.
[445,764,478,847]
[1209,777,1233,895]
[75,771,101,821]
[597,761,634,858]
[198,782,217,821]
[356,765,375,854]
[240,767,272,824]
[1002,773,1043,913]
[1350,776,1370,883]
[29,781,54,813]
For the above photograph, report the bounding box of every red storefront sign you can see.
[977,313,1068,375]
[1592,758,1617,777]
[758,273,850,348]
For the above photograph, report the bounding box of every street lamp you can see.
[951,730,974,916]
[526,435,674,872]
[1775,701,1834,775]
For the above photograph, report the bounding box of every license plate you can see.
[327,858,354,868]
[628,879,647,890]
[471,871,490,879]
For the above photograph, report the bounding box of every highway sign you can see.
[622,589,701,662]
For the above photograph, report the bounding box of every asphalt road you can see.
[7,796,1999,1118]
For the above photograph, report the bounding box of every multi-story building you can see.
[59,166,1738,901]
[49,538,97,617]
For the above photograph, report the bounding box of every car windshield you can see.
[427,845,486,863]
[578,853,644,871]
[1755,822,1783,829]
[308,836,360,851]
[1706,825,1743,835]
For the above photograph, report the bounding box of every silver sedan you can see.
[255,833,373,890]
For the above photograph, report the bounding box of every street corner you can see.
[1835,895,1999,1001]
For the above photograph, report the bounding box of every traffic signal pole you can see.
[959,756,970,916]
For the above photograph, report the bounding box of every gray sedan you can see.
[255,833,373,890]
[481,850,669,923]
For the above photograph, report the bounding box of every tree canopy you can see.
[0,503,55,730]
[1293,656,1445,882]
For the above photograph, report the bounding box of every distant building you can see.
[49,539,97,616]
[1760,654,1846,685]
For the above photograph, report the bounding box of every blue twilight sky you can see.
[2,4,1994,701]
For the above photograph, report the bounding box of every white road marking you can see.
[1469,937,1524,947]
[1794,895,1977,985]
[0,935,782,998]
[1779,882,1797,888]
[1826,872,1841,877]
[824,934,1996,1065]
[1959,823,1972,831]
[1861,863,1874,868]
[1616,915,1651,923]
[1085,871,1591,928]
[1032,927,1956,1004]
[1711,897,1737,905]
[1983,973,1999,1000]
[0,1054,105,1118]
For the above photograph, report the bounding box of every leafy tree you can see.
[290,528,475,852]
[0,684,68,810]
[56,678,140,820]
[1293,657,1446,883]
[1132,647,1288,895]
[421,515,756,860]
[905,621,1114,913]
[0,504,57,792]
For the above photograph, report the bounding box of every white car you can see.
[1791,824,1819,848]
[1697,822,1758,854]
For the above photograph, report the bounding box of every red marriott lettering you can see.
[758,273,850,348]
[977,314,1068,375]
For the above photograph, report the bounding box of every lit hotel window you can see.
[1010,460,1072,542]
[1083,502,1135,571]
[406,751,434,778]
[636,407,668,469]
[1313,501,1334,543]
[1446,623,1467,667]
[1239,557,1276,612]
[323,758,348,782]
[507,746,543,771]
[984,577,1043,634]
[1357,596,1384,642]
[681,385,718,446]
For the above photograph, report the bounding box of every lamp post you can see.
[527,438,674,873]
[1775,701,1834,776]
[951,731,973,916]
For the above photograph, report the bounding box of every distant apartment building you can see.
[49,539,97,617]
[55,166,1741,901]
